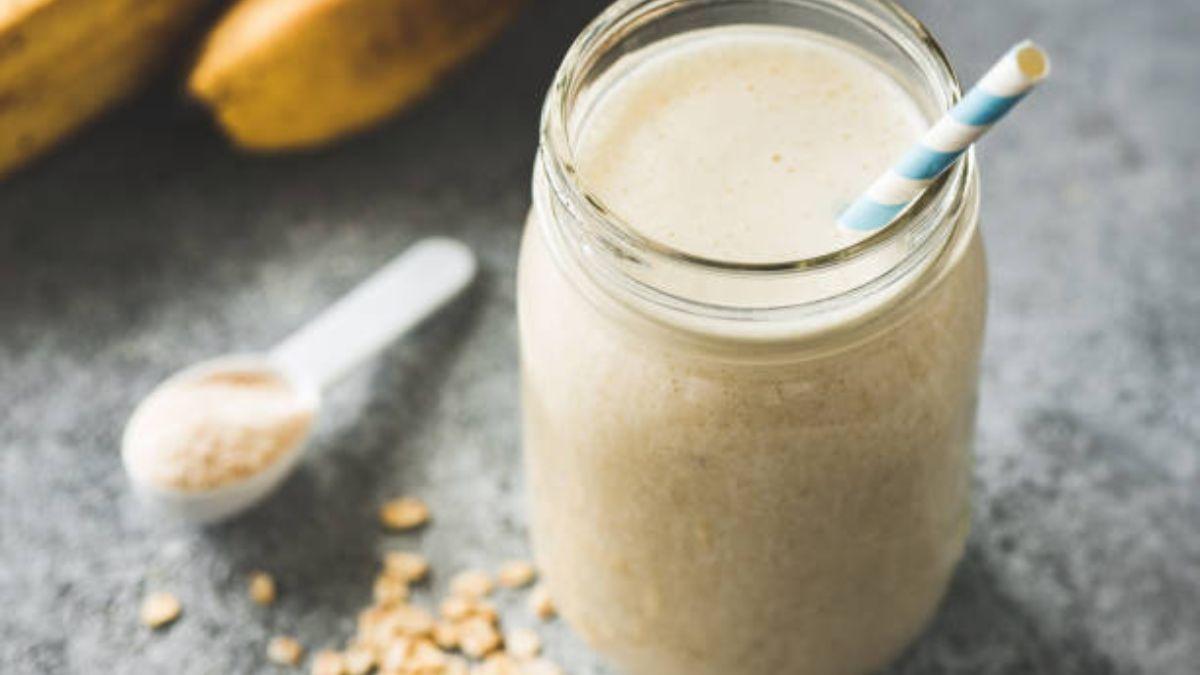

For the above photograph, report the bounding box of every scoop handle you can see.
[270,238,476,390]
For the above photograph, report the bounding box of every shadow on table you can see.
[196,276,483,619]
[885,544,1118,675]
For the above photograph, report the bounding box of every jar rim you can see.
[540,0,979,331]
[535,0,978,326]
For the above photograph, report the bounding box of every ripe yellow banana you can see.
[0,0,210,178]
[189,0,524,151]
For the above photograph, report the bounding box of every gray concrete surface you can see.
[1,1,1198,673]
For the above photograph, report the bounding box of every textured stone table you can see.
[2,1,1197,673]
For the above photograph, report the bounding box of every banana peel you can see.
[189,0,525,151]
[0,0,210,178]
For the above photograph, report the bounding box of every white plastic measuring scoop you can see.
[121,238,476,525]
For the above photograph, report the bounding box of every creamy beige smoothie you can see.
[520,19,985,675]
[574,28,924,262]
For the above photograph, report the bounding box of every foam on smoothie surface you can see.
[576,26,928,263]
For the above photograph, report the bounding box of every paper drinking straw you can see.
[838,40,1050,232]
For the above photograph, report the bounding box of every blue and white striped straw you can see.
[838,40,1050,232]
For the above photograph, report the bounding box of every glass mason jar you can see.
[518,1,985,673]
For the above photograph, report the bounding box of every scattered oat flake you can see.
[379,497,430,530]
[440,595,475,621]
[384,551,430,582]
[445,655,471,675]
[457,615,502,659]
[358,604,397,637]
[373,574,409,605]
[249,571,277,605]
[433,620,460,649]
[342,646,374,675]
[474,652,523,675]
[267,636,305,666]
[139,592,182,629]
[505,627,542,660]
[381,639,415,671]
[497,560,537,589]
[310,650,345,675]
[450,570,494,599]
[392,604,436,636]
[410,639,448,668]
[529,585,556,620]
[473,600,500,624]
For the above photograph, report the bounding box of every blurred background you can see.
[1,0,1197,673]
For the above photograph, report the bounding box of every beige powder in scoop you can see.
[124,366,314,491]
